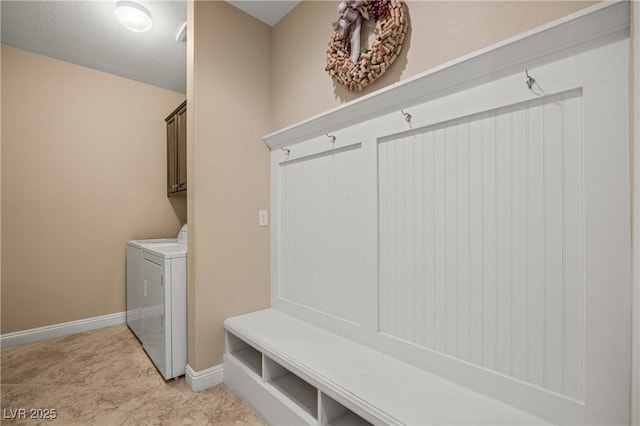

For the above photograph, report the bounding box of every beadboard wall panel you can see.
[278,144,367,325]
[378,90,584,400]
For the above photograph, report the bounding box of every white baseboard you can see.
[185,363,224,392]
[0,311,126,348]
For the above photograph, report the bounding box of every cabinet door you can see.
[166,114,178,194]
[176,106,187,192]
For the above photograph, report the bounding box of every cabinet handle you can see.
[144,279,147,297]
[171,184,178,189]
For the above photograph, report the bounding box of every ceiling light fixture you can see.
[114,1,152,33]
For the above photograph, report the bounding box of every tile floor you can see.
[0,324,265,425]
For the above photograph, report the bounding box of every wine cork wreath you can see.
[326,0,408,92]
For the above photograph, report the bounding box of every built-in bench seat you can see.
[223,309,549,425]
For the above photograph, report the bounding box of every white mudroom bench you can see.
[224,309,548,425]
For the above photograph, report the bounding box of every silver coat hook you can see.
[326,133,336,144]
[281,147,290,156]
[401,109,412,123]
[525,69,536,90]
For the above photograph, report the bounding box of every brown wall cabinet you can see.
[166,100,187,196]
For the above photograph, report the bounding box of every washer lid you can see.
[127,238,178,249]
[144,243,187,258]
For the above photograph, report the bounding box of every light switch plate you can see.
[258,210,269,227]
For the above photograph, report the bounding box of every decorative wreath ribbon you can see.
[332,1,369,64]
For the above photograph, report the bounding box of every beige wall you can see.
[188,1,271,370]
[1,45,186,333]
[271,0,597,131]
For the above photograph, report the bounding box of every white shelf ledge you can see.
[263,1,628,150]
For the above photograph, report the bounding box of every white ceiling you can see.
[1,1,299,94]
[227,1,299,27]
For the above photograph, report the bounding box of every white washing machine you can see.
[126,225,186,340]
[141,243,187,380]
[126,225,187,379]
